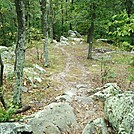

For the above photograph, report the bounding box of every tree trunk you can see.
[87,22,94,59]
[41,0,49,67]
[125,0,133,18]
[24,0,31,43]
[0,54,6,109]
[87,3,96,59]
[13,0,25,107]
[69,0,74,30]
[49,0,53,42]
[61,0,64,35]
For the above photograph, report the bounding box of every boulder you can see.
[0,122,33,134]
[0,46,8,53]
[26,102,79,134]
[74,31,81,38]
[91,83,121,101]
[59,36,69,45]
[82,118,109,134]
[68,30,81,38]
[104,91,134,134]
[68,30,76,38]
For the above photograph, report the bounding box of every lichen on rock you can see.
[104,91,134,134]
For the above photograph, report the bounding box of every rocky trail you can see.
[0,35,134,134]
[49,45,104,132]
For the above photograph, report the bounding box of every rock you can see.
[104,91,134,134]
[55,95,72,102]
[75,84,88,89]
[97,39,113,44]
[82,118,109,134]
[64,88,77,97]
[24,67,44,86]
[60,36,69,45]
[0,122,33,134]
[92,83,121,101]
[68,30,76,38]
[0,46,8,53]
[60,36,68,42]
[70,38,83,42]
[53,40,58,44]
[74,96,93,105]
[21,86,28,92]
[74,31,81,38]
[33,64,46,73]
[26,102,79,134]
[3,63,14,77]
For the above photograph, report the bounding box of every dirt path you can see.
[50,46,92,91]
[49,45,104,132]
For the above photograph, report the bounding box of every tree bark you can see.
[13,0,25,107]
[69,0,74,30]
[125,0,133,18]
[49,0,53,42]
[41,0,49,67]
[61,0,64,35]
[87,3,96,59]
[87,22,94,59]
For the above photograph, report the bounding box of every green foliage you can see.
[0,106,15,122]
[127,56,134,88]
[29,27,43,41]
[101,58,116,84]
[108,11,134,50]
[130,56,134,66]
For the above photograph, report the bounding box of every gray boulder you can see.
[104,91,134,134]
[0,122,33,134]
[91,83,121,101]
[68,30,76,38]
[82,118,109,134]
[26,102,79,134]
[74,31,81,38]
[59,36,69,45]
[0,46,8,53]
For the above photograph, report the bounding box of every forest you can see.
[0,0,134,134]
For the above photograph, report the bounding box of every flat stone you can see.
[82,118,109,134]
[0,122,33,134]
[26,102,79,134]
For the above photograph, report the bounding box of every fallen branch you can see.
[15,105,31,114]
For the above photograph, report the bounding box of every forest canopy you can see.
[0,0,134,50]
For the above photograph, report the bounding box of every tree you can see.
[87,2,96,59]
[41,0,49,67]
[48,0,53,42]
[13,0,26,107]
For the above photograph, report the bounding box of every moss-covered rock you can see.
[104,91,134,134]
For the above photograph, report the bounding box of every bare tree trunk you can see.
[24,0,31,43]
[125,0,133,18]
[69,0,74,30]
[49,0,53,42]
[61,0,64,35]
[87,3,96,59]
[41,0,49,67]
[87,22,94,59]
[0,54,6,109]
[13,0,25,107]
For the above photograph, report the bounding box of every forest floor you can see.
[2,37,134,131]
